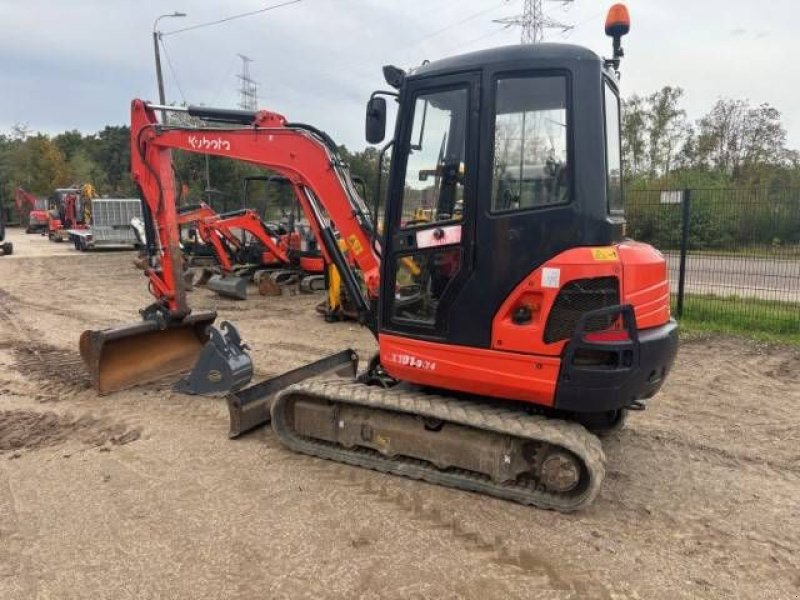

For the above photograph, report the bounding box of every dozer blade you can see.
[174,321,253,396]
[207,274,249,300]
[79,311,217,395]
[226,349,358,438]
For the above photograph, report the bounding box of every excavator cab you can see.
[357,20,675,422]
[370,45,622,342]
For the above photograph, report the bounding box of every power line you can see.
[456,24,511,52]
[159,38,187,104]
[211,55,241,106]
[162,0,303,37]
[346,0,511,75]
[408,0,511,49]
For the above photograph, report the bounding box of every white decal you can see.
[387,353,437,371]
[541,267,561,289]
[416,225,461,249]
[187,135,231,152]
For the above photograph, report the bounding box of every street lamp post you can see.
[153,11,187,120]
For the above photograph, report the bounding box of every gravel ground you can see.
[0,228,798,599]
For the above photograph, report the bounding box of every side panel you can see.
[490,243,671,357]
[380,333,560,406]
[618,242,671,329]
[490,246,623,357]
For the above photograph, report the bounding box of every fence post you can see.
[676,188,691,318]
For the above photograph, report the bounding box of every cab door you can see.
[380,73,480,340]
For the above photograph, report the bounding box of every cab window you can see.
[399,88,468,227]
[492,75,569,212]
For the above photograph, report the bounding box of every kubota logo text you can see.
[188,136,231,151]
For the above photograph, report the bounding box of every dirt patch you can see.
[0,241,799,599]
[11,343,91,396]
[0,410,140,452]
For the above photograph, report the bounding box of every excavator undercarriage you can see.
[274,379,605,511]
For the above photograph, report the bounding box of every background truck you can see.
[68,198,143,251]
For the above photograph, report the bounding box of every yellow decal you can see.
[347,234,364,255]
[591,247,619,261]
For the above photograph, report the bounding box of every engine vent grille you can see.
[544,276,620,344]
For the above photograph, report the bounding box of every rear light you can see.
[583,330,630,343]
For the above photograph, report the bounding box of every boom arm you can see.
[15,187,39,211]
[131,100,380,322]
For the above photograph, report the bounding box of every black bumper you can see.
[554,305,679,413]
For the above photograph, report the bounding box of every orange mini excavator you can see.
[82,5,678,510]
[15,187,50,234]
[177,202,323,299]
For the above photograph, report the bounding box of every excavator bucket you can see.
[79,311,217,395]
[174,321,253,396]
[207,274,249,300]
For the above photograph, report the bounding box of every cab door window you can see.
[391,86,469,327]
[400,88,468,226]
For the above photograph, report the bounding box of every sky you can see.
[1,0,798,150]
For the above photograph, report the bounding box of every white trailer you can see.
[69,198,143,251]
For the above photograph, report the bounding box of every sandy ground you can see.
[0,227,798,599]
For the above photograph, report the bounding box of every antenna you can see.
[236,54,258,111]
[494,0,574,44]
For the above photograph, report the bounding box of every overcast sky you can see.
[1,0,798,150]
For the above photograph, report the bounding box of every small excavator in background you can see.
[179,202,325,298]
[15,187,49,234]
[82,5,679,510]
[47,184,96,242]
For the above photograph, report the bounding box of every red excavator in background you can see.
[47,185,96,242]
[81,5,678,510]
[15,187,50,233]
[179,203,325,298]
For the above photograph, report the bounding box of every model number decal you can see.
[387,353,436,371]
[188,135,231,151]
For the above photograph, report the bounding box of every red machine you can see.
[177,201,325,298]
[15,187,49,234]
[82,5,678,511]
[46,186,94,242]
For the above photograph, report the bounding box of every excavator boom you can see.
[80,99,380,394]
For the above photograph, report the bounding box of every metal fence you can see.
[626,188,800,335]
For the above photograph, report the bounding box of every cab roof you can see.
[409,43,602,79]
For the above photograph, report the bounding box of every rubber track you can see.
[272,380,606,511]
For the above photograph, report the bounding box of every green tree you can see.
[9,135,69,194]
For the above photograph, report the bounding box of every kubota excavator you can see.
[184,204,325,298]
[81,5,678,510]
[15,187,49,234]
